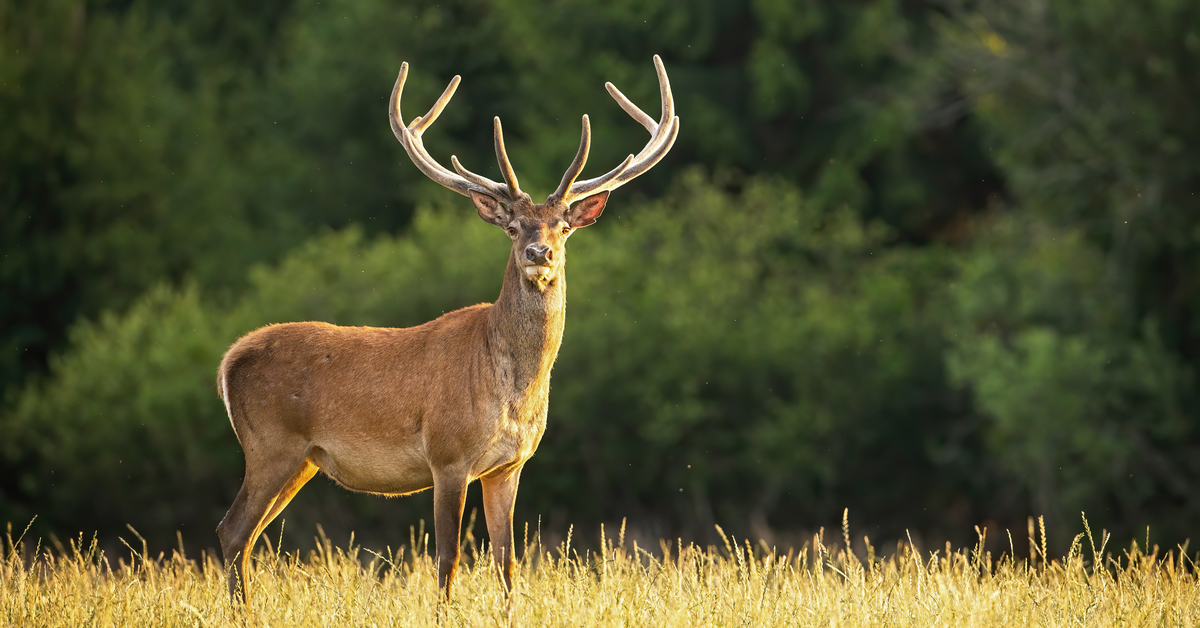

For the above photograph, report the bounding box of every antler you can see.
[548,55,680,206]
[389,63,528,204]
[391,56,678,208]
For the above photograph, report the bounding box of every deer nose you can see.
[524,243,552,264]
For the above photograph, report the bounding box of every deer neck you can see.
[487,253,567,404]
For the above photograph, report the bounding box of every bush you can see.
[4,171,1193,552]
[0,207,506,547]
[537,170,962,542]
[946,214,1193,541]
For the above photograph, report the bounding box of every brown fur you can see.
[215,193,607,603]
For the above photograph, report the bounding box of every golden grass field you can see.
[3,514,1197,627]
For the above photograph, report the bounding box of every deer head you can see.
[388,56,680,290]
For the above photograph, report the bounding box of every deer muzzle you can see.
[524,243,552,265]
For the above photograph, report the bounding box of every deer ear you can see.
[566,191,609,228]
[470,190,510,227]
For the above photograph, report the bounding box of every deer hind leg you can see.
[217,453,318,604]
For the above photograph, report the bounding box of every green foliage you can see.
[0,0,299,392]
[1,173,972,548]
[0,285,238,535]
[929,0,1200,541]
[942,0,1200,361]
[1,0,1003,395]
[4,0,1200,555]
[6,157,1200,552]
[539,170,963,538]
[946,215,1193,541]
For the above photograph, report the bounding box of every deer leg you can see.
[432,474,469,600]
[480,466,522,592]
[217,455,317,604]
[254,460,319,542]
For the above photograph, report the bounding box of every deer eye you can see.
[506,226,518,237]
[561,226,572,234]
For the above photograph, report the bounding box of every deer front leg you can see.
[481,466,522,592]
[432,474,469,599]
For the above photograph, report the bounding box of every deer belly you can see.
[308,440,433,496]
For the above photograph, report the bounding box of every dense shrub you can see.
[0,207,506,547]
[6,170,1184,553]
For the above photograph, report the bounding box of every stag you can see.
[215,56,678,602]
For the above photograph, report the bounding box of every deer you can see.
[214,55,678,603]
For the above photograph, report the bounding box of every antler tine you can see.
[409,74,460,134]
[653,54,675,125]
[388,63,412,138]
[493,118,525,200]
[449,155,511,200]
[569,153,635,195]
[605,83,657,134]
[549,115,592,203]
[559,55,679,205]
[441,116,531,203]
[389,63,516,202]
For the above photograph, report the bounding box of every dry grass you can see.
[3,514,1198,627]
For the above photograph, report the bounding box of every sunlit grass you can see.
[3,514,1197,627]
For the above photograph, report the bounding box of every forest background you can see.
[2,0,1198,557]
